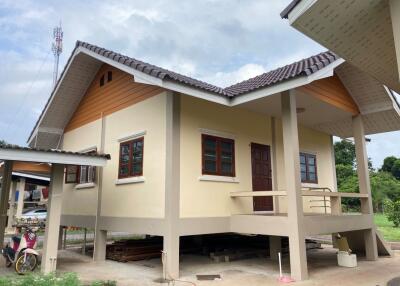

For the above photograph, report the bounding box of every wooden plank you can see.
[65,64,165,132]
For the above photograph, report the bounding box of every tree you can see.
[370,172,400,212]
[334,140,356,167]
[336,164,355,187]
[0,140,6,147]
[391,159,400,180]
[381,156,398,173]
[384,200,400,227]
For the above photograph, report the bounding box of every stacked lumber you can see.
[106,237,163,262]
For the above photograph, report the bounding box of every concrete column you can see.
[352,115,378,260]
[58,226,64,250]
[271,117,280,213]
[281,90,308,281]
[41,163,64,274]
[390,0,400,82]
[7,180,17,230]
[269,235,281,261]
[163,92,181,279]
[15,178,26,219]
[93,114,107,261]
[0,160,13,245]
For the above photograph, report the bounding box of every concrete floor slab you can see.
[0,246,398,286]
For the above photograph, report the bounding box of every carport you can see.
[0,145,110,273]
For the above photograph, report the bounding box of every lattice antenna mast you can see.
[52,23,63,87]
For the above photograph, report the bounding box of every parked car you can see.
[21,208,47,221]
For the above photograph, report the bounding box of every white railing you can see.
[230,189,369,215]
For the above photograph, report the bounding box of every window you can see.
[65,151,97,185]
[107,71,112,82]
[118,137,144,178]
[300,153,317,183]
[202,134,235,177]
[100,74,105,86]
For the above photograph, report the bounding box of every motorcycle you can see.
[2,225,40,274]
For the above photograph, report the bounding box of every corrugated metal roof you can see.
[0,144,111,159]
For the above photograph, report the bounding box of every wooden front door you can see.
[251,143,273,211]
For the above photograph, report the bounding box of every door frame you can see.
[251,142,274,213]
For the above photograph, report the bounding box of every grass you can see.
[374,213,400,242]
[0,273,116,286]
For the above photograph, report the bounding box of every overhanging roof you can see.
[0,145,110,166]
[281,0,400,94]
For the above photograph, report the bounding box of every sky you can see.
[0,0,399,168]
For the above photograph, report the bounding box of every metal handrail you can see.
[302,186,332,214]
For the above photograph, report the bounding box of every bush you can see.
[0,273,116,286]
[384,200,400,227]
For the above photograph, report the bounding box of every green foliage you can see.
[382,156,398,173]
[374,213,400,241]
[391,159,400,180]
[0,273,116,286]
[336,164,355,187]
[384,200,400,227]
[334,140,356,167]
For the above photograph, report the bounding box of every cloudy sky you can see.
[0,0,399,168]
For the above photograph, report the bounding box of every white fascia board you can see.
[231,58,344,106]
[27,49,81,145]
[78,48,231,106]
[38,127,64,135]
[0,149,108,167]
[12,172,50,182]
[287,0,318,25]
[386,87,400,116]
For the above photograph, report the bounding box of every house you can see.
[27,41,399,280]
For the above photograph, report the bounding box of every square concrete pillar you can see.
[352,115,378,261]
[269,235,281,261]
[281,90,308,280]
[93,229,107,261]
[163,92,181,279]
[7,180,17,230]
[15,178,26,219]
[41,164,64,274]
[0,160,13,245]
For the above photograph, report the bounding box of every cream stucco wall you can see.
[62,92,167,219]
[180,96,336,218]
[62,119,102,216]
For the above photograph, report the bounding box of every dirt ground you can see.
[0,246,398,286]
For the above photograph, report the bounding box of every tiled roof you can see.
[77,41,338,98]
[77,41,228,96]
[0,144,111,159]
[224,51,338,96]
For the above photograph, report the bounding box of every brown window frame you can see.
[300,152,318,183]
[65,150,97,184]
[118,137,144,179]
[201,134,235,177]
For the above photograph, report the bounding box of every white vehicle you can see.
[21,208,47,221]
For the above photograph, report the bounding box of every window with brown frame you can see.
[300,153,317,183]
[65,151,97,184]
[202,134,235,177]
[118,137,144,178]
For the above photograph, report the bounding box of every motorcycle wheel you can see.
[15,253,37,275]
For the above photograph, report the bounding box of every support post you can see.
[7,180,17,230]
[390,0,400,82]
[41,163,64,273]
[352,115,378,260]
[0,160,13,245]
[269,235,281,261]
[63,227,67,249]
[163,92,181,280]
[82,228,87,255]
[281,90,308,280]
[15,178,26,219]
[58,226,64,250]
[271,117,280,214]
[93,114,107,261]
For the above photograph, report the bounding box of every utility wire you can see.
[3,50,51,143]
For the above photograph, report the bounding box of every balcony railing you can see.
[230,188,369,215]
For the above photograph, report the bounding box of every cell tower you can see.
[52,23,63,87]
